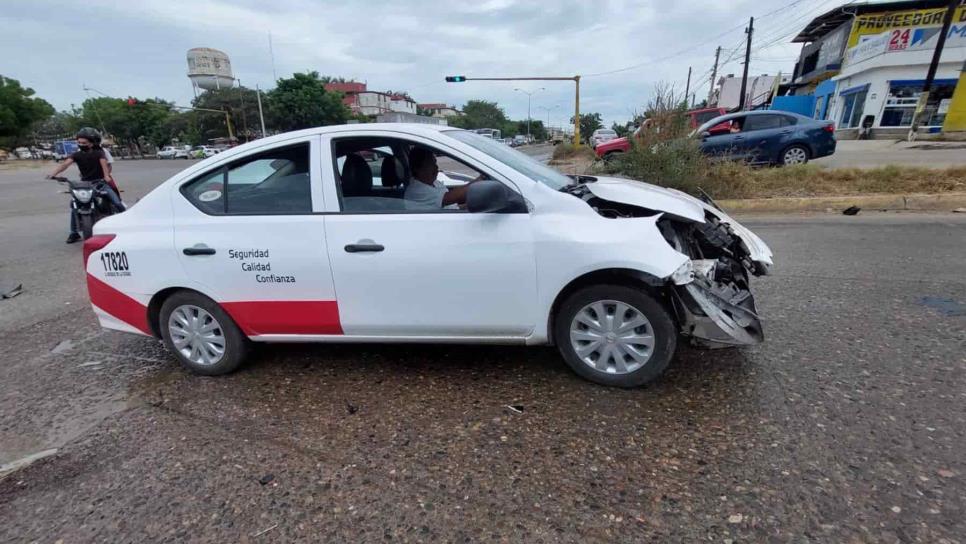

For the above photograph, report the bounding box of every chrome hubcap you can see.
[784,147,807,164]
[570,300,655,375]
[168,305,225,366]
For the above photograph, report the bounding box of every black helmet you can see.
[76,127,102,144]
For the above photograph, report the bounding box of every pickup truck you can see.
[595,107,731,159]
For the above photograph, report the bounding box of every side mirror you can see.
[466,180,527,213]
[700,131,711,139]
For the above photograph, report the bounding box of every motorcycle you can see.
[52,176,123,240]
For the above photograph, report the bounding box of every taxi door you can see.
[171,136,341,337]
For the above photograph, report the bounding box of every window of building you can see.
[182,143,312,215]
[880,81,956,128]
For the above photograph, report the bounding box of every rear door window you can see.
[182,143,312,215]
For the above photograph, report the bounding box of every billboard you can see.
[843,5,966,67]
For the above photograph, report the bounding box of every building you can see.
[789,0,966,138]
[712,74,789,109]
[323,81,403,116]
[417,103,462,118]
[389,94,417,115]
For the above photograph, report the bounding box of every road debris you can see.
[346,402,358,414]
[258,474,275,485]
[842,206,861,216]
[1,283,22,299]
[504,405,524,414]
[252,523,278,537]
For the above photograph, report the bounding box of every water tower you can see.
[187,48,235,95]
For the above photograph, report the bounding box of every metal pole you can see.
[574,75,581,146]
[708,46,721,104]
[256,85,267,137]
[737,17,754,111]
[908,0,959,141]
[684,66,692,103]
[527,93,531,141]
[269,32,278,82]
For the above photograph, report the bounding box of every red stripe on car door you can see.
[221,301,343,336]
[86,274,152,335]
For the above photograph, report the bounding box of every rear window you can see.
[743,115,784,132]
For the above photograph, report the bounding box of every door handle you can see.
[183,246,216,256]
[345,243,384,253]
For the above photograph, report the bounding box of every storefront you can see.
[828,3,966,135]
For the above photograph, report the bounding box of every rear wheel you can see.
[554,285,677,388]
[780,145,809,166]
[78,214,94,240]
[159,291,249,375]
[603,151,623,162]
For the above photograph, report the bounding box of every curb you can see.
[718,193,966,214]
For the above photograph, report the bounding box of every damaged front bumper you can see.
[672,263,764,348]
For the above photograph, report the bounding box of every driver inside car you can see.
[404,147,481,209]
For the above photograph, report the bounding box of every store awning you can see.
[888,79,959,88]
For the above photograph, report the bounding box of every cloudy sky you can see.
[1,0,852,127]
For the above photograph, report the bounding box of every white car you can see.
[157,146,179,159]
[589,128,618,149]
[83,124,772,387]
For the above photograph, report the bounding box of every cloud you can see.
[1,0,828,126]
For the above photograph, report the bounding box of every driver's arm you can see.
[441,176,486,206]
[47,157,73,178]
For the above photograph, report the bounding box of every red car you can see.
[596,107,731,159]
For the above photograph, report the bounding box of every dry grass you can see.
[588,137,966,200]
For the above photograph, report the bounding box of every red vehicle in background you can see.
[595,107,731,159]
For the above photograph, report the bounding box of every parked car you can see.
[589,128,618,148]
[83,123,772,388]
[157,146,179,159]
[596,108,731,160]
[512,135,527,146]
[174,145,193,159]
[191,146,219,159]
[14,147,35,159]
[695,110,836,166]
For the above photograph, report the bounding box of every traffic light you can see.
[445,76,466,83]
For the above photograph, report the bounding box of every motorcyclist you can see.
[46,127,125,243]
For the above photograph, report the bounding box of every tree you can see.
[611,121,630,138]
[450,100,508,130]
[266,71,350,131]
[0,75,55,147]
[192,87,262,142]
[570,112,603,143]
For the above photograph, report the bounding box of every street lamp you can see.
[514,87,545,142]
[537,104,560,135]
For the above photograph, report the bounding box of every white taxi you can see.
[83,124,773,387]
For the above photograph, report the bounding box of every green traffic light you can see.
[445,76,466,83]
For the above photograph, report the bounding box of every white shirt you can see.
[102,148,114,164]
[404,179,454,210]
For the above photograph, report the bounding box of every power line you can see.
[582,0,815,78]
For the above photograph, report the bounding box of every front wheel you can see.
[78,213,94,240]
[780,145,810,166]
[554,285,677,388]
[159,291,249,375]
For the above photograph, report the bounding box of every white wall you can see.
[389,99,417,115]
[831,60,964,128]
[356,92,391,115]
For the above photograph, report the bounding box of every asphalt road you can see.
[1,160,964,542]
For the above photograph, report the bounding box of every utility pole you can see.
[268,32,278,81]
[708,46,721,104]
[908,0,959,141]
[256,84,267,138]
[684,66,692,103]
[737,17,754,111]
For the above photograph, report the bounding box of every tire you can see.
[159,291,249,375]
[78,214,94,240]
[554,284,677,388]
[780,144,810,166]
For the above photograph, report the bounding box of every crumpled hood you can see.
[584,176,773,266]
[585,176,706,222]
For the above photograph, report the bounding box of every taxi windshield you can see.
[446,130,571,190]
